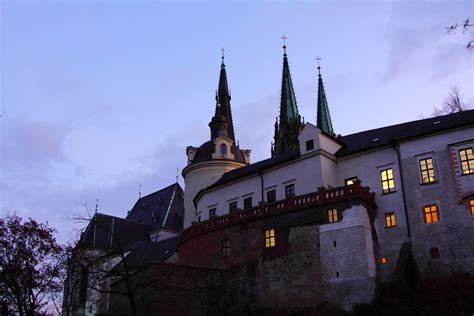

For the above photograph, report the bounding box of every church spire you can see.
[316,61,334,136]
[216,48,235,140]
[272,36,303,157]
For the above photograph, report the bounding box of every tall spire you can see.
[316,61,334,136]
[216,48,235,140]
[272,36,303,157]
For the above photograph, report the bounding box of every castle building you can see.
[69,45,474,315]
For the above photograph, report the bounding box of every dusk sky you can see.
[1,0,472,243]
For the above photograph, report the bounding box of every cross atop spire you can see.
[221,47,225,65]
[281,34,288,54]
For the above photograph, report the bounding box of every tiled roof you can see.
[127,183,184,231]
[336,110,474,156]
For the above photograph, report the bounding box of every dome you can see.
[192,140,247,164]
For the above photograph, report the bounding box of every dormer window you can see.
[306,140,314,151]
[220,143,227,157]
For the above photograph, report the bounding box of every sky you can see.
[1,0,473,243]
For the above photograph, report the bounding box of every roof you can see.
[111,237,178,272]
[79,213,153,252]
[192,140,247,164]
[126,183,184,231]
[336,110,474,156]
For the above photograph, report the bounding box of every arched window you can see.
[220,143,227,156]
[429,247,440,259]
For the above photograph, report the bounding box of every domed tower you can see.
[182,54,251,228]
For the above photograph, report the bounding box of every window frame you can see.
[266,189,276,203]
[385,212,396,228]
[264,228,276,248]
[459,148,474,175]
[423,204,440,224]
[221,239,230,258]
[229,201,237,212]
[243,197,252,209]
[419,157,437,184]
[380,168,396,194]
[285,184,295,198]
[327,208,338,223]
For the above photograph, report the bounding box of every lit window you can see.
[267,190,276,203]
[380,168,396,194]
[220,143,227,157]
[419,158,436,184]
[469,199,474,216]
[423,205,440,223]
[345,177,358,186]
[244,197,252,209]
[221,239,230,258]
[327,208,338,223]
[229,201,237,212]
[381,257,388,264]
[209,208,216,218]
[285,184,295,198]
[264,228,275,248]
[306,140,314,151]
[385,213,396,228]
[459,148,474,175]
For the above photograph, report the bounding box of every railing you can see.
[178,181,375,244]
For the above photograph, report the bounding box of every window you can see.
[244,197,252,209]
[221,239,230,258]
[209,208,216,218]
[267,189,276,203]
[423,205,440,223]
[306,139,314,151]
[285,184,295,198]
[380,168,396,194]
[327,208,338,223]
[419,158,436,184]
[220,143,227,157]
[381,257,388,264]
[264,228,276,248]
[429,247,440,259]
[459,148,474,175]
[229,201,237,211]
[469,199,474,216]
[345,177,358,186]
[385,213,396,228]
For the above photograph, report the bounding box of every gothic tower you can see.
[182,54,251,228]
[316,63,335,136]
[272,43,304,157]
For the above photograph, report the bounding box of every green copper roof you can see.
[280,53,299,124]
[316,66,334,136]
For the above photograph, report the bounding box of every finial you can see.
[316,56,322,75]
[176,167,179,183]
[280,34,288,54]
[221,47,225,65]
[138,184,142,199]
[95,199,99,213]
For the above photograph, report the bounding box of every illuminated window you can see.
[244,197,252,209]
[423,205,440,223]
[285,184,295,198]
[306,140,314,151]
[380,168,396,194]
[469,199,474,216]
[381,257,388,264]
[459,148,474,175]
[385,213,396,228]
[419,158,436,184]
[209,208,216,218]
[267,190,276,203]
[220,143,227,157]
[264,228,276,248]
[221,239,230,258]
[327,208,338,223]
[345,177,358,186]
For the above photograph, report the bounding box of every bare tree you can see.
[433,86,469,116]
[446,18,473,50]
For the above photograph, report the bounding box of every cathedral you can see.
[66,44,474,315]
